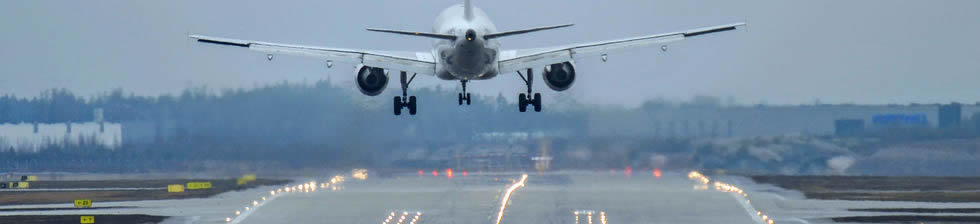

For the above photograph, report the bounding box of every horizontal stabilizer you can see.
[484,24,574,39]
[366,28,457,40]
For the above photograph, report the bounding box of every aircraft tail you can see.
[464,0,474,21]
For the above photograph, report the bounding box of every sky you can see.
[1,0,979,107]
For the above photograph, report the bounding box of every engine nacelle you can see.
[543,62,576,91]
[354,65,388,96]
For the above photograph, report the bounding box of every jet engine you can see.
[354,65,388,96]
[542,62,576,91]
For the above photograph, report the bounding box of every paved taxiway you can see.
[0,185,282,224]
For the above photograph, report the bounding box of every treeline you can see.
[0,89,93,123]
[5,80,977,174]
[1,80,589,142]
[0,80,591,172]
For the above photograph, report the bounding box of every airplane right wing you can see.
[189,35,436,75]
[498,22,745,73]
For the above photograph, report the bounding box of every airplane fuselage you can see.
[432,4,500,81]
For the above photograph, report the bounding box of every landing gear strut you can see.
[394,71,417,115]
[517,68,542,112]
[458,80,471,105]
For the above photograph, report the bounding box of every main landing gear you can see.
[394,71,417,116]
[516,68,542,112]
[458,80,471,105]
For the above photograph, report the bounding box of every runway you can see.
[236,172,759,224]
[4,171,976,223]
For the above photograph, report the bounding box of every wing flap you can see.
[568,33,684,57]
[249,43,364,64]
[190,35,436,75]
[499,50,572,75]
[498,22,744,72]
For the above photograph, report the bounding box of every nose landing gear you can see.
[458,80,471,105]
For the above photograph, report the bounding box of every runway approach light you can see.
[446,169,454,179]
[653,168,662,178]
[600,54,608,62]
[432,170,438,177]
[353,169,368,180]
[495,174,529,224]
[418,170,424,177]
[331,175,345,184]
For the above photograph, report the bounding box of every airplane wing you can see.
[497,22,745,73]
[189,35,436,75]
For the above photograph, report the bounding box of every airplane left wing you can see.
[498,22,745,73]
[189,35,436,75]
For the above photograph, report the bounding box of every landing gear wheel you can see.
[458,80,472,106]
[532,93,542,112]
[518,93,528,112]
[393,96,403,115]
[395,71,419,116]
[408,96,417,115]
[516,68,541,113]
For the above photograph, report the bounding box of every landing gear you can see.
[518,93,541,112]
[458,80,471,105]
[394,72,418,115]
[517,68,542,112]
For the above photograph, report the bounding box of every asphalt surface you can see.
[5,172,978,224]
[729,176,980,224]
[238,172,758,224]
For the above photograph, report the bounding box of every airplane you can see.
[189,0,745,115]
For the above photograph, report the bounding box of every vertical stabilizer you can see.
[463,0,474,21]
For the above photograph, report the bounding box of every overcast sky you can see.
[1,0,979,107]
